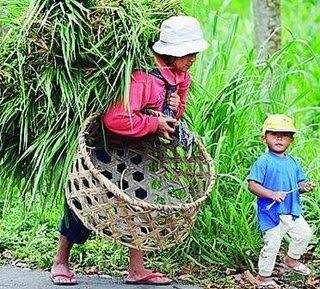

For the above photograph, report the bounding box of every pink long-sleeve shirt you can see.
[103,56,191,138]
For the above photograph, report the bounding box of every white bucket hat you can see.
[152,15,209,57]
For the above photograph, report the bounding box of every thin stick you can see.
[266,187,299,210]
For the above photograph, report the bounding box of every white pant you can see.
[258,215,313,277]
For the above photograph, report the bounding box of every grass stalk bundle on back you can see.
[0,0,181,205]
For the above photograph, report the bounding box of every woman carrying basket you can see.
[51,15,208,285]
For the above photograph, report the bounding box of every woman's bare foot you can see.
[126,268,171,285]
[126,248,171,284]
[50,263,77,285]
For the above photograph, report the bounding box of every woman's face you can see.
[172,53,197,72]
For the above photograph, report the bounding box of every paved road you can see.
[0,265,201,289]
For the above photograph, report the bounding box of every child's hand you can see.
[167,91,180,112]
[272,191,286,202]
[301,182,316,193]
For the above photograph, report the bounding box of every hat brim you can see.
[263,128,298,134]
[152,39,209,57]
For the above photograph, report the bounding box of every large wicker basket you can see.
[66,114,215,251]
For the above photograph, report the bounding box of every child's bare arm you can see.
[248,180,286,202]
[298,181,316,193]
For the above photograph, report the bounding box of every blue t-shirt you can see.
[247,151,305,232]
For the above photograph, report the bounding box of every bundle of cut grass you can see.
[0,0,181,204]
[0,0,29,37]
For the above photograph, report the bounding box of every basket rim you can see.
[78,113,216,212]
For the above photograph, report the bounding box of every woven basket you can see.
[66,113,215,251]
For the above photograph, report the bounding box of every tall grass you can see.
[0,0,29,34]
[0,0,319,277]
[179,0,320,270]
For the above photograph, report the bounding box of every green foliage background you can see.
[0,0,319,283]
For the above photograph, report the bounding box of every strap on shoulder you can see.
[150,69,176,118]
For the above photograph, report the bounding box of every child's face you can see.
[172,53,197,72]
[263,131,294,154]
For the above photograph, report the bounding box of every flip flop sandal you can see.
[282,262,311,276]
[125,272,172,285]
[50,272,78,285]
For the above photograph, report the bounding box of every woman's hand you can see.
[167,91,180,112]
[144,109,164,117]
[158,116,177,140]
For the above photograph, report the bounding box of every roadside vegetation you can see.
[0,0,319,287]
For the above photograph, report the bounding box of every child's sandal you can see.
[282,262,311,276]
[255,279,281,289]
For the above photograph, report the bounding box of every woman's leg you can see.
[51,235,76,284]
[51,207,91,284]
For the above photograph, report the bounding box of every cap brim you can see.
[152,39,209,57]
[263,128,298,133]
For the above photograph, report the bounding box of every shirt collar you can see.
[268,150,287,159]
[155,55,188,86]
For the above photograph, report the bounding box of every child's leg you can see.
[286,215,312,260]
[258,225,282,277]
[258,216,290,277]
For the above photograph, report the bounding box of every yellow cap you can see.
[262,114,297,134]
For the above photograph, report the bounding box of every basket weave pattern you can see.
[66,114,215,250]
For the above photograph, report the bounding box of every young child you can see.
[51,15,208,285]
[247,114,316,289]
